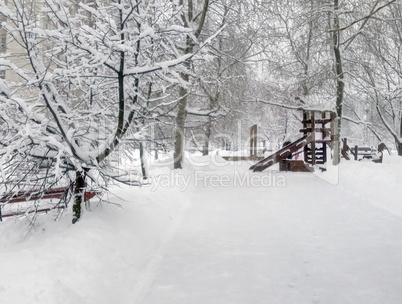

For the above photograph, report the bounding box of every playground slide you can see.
[250,135,311,172]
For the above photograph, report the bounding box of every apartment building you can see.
[0,0,53,84]
[0,12,6,80]
[0,11,27,83]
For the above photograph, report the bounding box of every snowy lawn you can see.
[1,153,402,304]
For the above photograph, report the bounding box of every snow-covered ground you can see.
[1,153,402,304]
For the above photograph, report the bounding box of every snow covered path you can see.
[135,171,402,304]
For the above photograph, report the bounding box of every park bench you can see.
[0,186,97,221]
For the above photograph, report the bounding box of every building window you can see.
[0,36,6,50]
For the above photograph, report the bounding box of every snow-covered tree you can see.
[172,0,210,169]
[345,0,402,152]
[0,0,208,223]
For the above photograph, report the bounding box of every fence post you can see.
[250,124,257,158]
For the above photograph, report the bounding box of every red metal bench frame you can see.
[0,187,97,220]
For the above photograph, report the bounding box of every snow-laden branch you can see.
[376,101,401,144]
[342,115,383,143]
[124,53,193,76]
[250,98,335,113]
[186,106,225,117]
[330,0,397,33]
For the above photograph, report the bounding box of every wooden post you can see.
[354,145,358,161]
[330,112,336,150]
[321,112,328,140]
[311,112,316,165]
[321,112,327,164]
[303,111,310,163]
[250,124,257,158]
[341,138,350,160]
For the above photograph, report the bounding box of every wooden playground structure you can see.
[250,109,337,172]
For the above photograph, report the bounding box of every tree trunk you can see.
[332,0,344,165]
[202,95,219,157]
[72,169,86,224]
[140,142,147,179]
[173,0,209,169]
[301,1,314,97]
[202,117,212,156]
[397,142,402,156]
[399,117,402,155]
[173,80,189,169]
